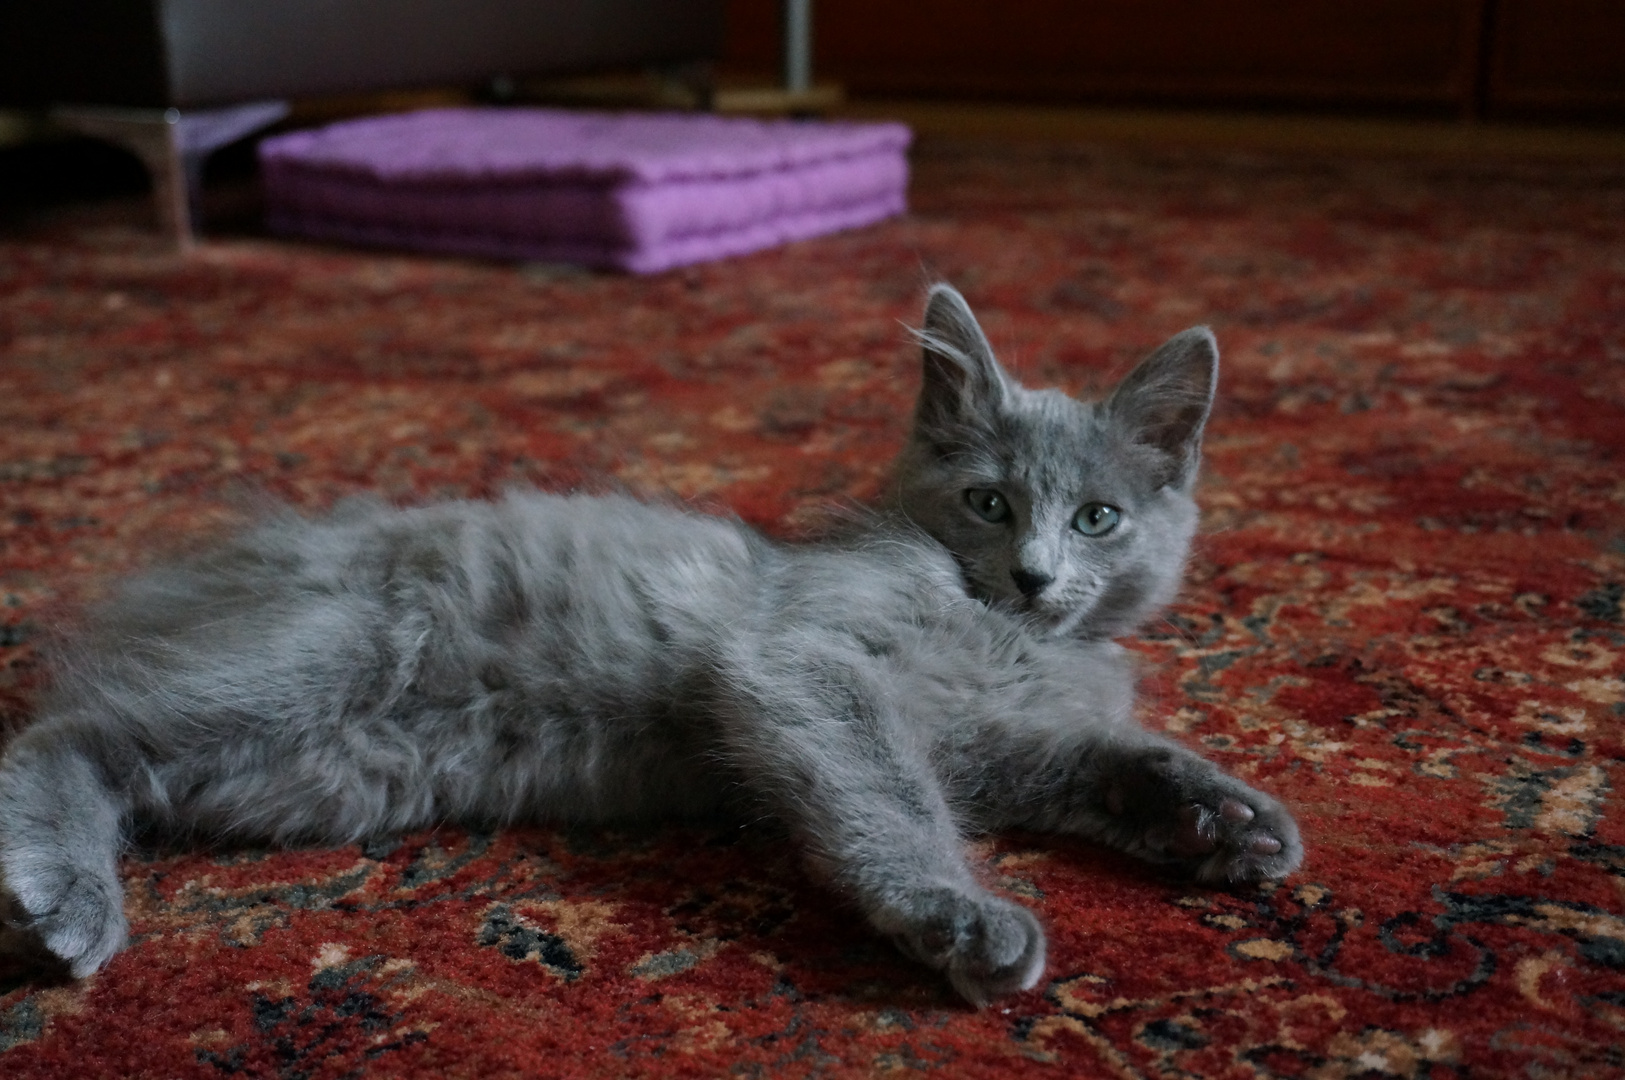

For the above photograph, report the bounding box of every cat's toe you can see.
[1191,792,1302,884]
[1247,831,1281,856]
[1168,795,1295,877]
[889,887,1047,1007]
[1167,804,1219,856]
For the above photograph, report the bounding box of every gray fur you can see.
[0,285,1301,1005]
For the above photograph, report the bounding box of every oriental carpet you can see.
[1,132,1623,1079]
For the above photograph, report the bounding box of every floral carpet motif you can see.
[1,136,1623,1078]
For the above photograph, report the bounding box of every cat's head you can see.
[892,284,1216,640]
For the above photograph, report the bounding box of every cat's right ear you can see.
[911,284,1009,438]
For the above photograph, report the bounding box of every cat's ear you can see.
[1107,327,1218,488]
[911,284,1010,437]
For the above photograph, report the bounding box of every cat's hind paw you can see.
[1102,748,1303,884]
[885,886,1046,1007]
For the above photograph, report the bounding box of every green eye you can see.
[966,489,1011,524]
[1073,503,1121,536]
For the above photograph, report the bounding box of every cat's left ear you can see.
[1106,327,1218,488]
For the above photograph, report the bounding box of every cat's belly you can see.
[132,687,728,845]
[418,688,731,826]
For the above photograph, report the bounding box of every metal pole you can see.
[783,0,812,94]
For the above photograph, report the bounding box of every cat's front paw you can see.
[1102,747,1302,883]
[886,886,1046,1007]
[0,862,128,978]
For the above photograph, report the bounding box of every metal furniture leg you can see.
[50,101,289,249]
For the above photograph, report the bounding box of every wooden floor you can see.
[834,99,1625,163]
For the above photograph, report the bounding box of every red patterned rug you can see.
[2,134,1624,1078]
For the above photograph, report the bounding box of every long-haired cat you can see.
[0,285,1300,1005]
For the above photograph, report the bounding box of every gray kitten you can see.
[0,285,1301,1005]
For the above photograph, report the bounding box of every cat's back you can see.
[56,490,771,717]
[289,488,771,672]
[767,519,972,632]
[493,489,767,646]
[748,517,1022,679]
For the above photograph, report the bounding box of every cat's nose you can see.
[1011,569,1053,598]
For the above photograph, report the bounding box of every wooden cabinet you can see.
[725,0,1625,119]
[1487,0,1625,117]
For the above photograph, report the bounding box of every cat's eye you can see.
[965,489,1011,524]
[1073,503,1121,536]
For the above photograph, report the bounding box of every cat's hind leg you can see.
[0,732,130,977]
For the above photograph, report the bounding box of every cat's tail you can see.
[0,724,130,976]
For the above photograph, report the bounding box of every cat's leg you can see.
[716,674,1046,1006]
[0,729,130,976]
[1078,731,1301,883]
[946,651,1302,883]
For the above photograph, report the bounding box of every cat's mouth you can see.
[1012,584,1120,639]
[959,563,1090,634]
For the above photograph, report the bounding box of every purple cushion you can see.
[259,108,911,273]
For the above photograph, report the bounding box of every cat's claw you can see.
[885,887,1046,1007]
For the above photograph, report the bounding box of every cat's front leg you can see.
[961,724,1301,884]
[0,733,131,976]
[867,880,1044,1007]
[715,669,1045,1005]
[1085,735,1302,883]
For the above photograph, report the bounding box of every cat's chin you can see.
[968,589,1128,641]
[1021,602,1133,642]
[1007,599,1090,638]
[963,578,1114,638]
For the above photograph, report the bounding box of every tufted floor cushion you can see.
[259,107,912,273]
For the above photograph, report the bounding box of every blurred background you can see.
[3,0,1623,233]
[722,0,1625,121]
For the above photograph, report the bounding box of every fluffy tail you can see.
[0,729,130,976]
